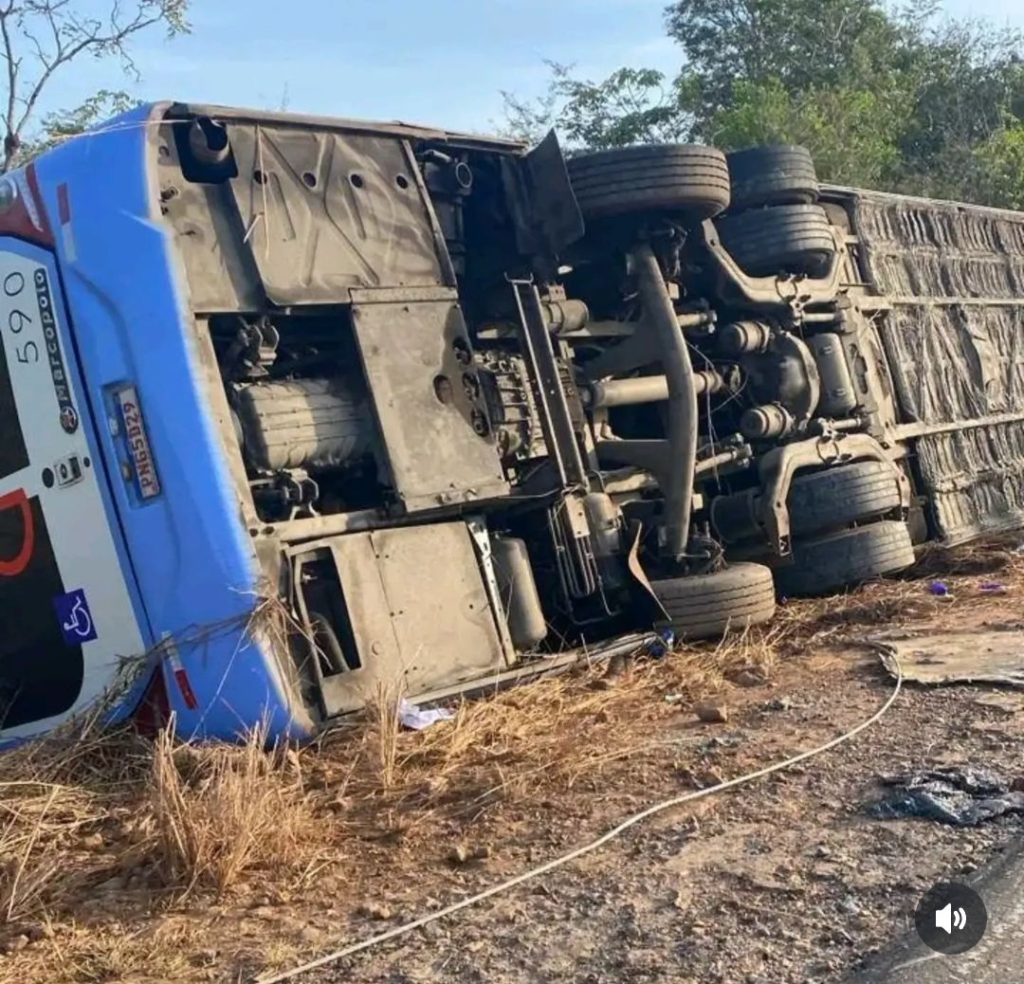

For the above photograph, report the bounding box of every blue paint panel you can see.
[30,104,311,742]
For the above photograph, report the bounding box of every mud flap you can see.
[625,521,669,624]
[505,130,585,260]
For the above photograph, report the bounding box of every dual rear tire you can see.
[777,461,915,596]
[565,141,838,279]
[717,144,836,279]
[774,521,916,598]
[715,203,836,279]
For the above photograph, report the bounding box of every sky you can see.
[28,0,1024,137]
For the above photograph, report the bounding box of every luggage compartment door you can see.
[0,241,147,743]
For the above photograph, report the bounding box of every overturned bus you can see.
[0,103,1021,746]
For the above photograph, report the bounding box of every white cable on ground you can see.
[256,657,902,984]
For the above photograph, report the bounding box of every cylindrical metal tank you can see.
[807,333,858,417]
[234,376,371,471]
[491,536,547,651]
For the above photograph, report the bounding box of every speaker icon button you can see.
[935,901,967,934]
[915,882,987,954]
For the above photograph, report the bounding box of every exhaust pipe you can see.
[188,116,230,166]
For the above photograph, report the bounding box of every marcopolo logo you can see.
[33,267,78,434]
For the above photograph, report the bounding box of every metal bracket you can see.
[509,278,588,489]
[698,220,847,315]
[625,521,669,622]
[756,433,911,557]
[465,517,518,663]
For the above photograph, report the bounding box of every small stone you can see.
[358,902,392,921]
[80,833,104,850]
[694,703,729,724]
[733,669,766,687]
[449,842,491,865]
[418,920,443,941]
[5,936,29,954]
[766,697,792,712]
[603,653,629,679]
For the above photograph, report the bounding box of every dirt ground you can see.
[2,540,1024,984]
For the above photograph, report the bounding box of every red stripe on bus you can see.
[173,667,199,710]
[0,166,54,247]
[56,182,70,225]
[0,488,34,576]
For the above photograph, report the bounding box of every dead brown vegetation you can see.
[148,724,313,895]
[0,536,1021,981]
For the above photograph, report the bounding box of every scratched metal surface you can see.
[853,191,1024,544]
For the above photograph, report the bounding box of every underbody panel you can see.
[4,101,1024,748]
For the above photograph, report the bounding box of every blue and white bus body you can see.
[0,104,314,748]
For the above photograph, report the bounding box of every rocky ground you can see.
[301,664,1024,984]
[2,541,1023,984]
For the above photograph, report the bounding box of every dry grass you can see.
[0,534,1022,980]
[0,786,63,926]
[148,723,313,895]
[366,680,402,792]
[40,920,199,984]
[0,721,319,982]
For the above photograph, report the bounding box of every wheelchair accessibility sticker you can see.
[53,588,97,645]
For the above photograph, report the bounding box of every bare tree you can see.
[0,0,189,171]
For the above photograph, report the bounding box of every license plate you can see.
[115,386,161,500]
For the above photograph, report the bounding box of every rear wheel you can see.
[726,145,819,210]
[715,203,836,278]
[652,562,776,639]
[774,521,915,597]
[567,144,731,221]
[789,461,903,538]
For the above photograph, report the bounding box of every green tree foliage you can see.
[20,88,135,160]
[503,0,1024,207]
[972,122,1024,211]
[503,63,690,149]
[707,80,904,187]
[0,1,190,171]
